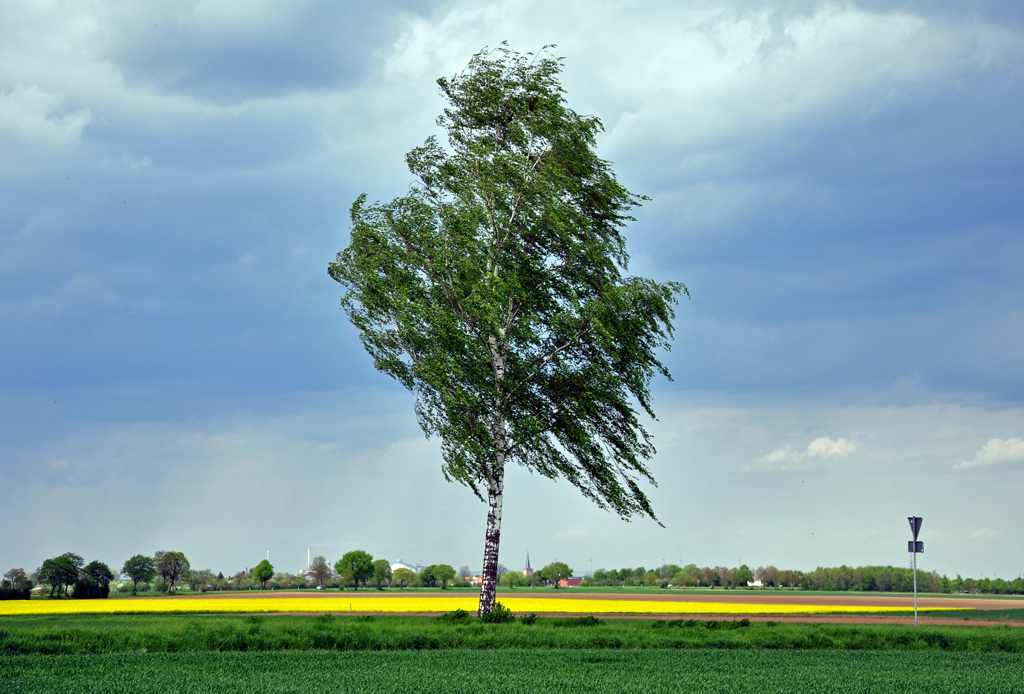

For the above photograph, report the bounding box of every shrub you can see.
[479,602,515,624]
[520,613,538,625]
[552,616,602,628]
[0,581,31,601]
[437,609,471,623]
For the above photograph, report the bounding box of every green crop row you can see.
[1,613,1022,655]
[3,649,1024,694]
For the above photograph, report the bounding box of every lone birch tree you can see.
[329,45,684,615]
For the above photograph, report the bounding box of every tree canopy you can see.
[307,556,332,589]
[330,44,683,614]
[122,555,155,595]
[336,551,374,590]
[372,559,392,590]
[39,555,78,597]
[154,551,189,593]
[253,560,274,590]
[540,562,573,587]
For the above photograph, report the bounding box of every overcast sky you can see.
[2,0,1022,581]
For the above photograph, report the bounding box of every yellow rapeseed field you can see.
[0,595,968,617]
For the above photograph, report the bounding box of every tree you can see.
[39,555,78,597]
[1,568,33,600]
[253,560,274,590]
[307,556,332,589]
[329,45,684,615]
[499,570,522,589]
[122,555,156,595]
[435,564,457,590]
[153,551,190,593]
[336,551,374,590]
[540,562,573,588]
[373,559,392,590]
[732,564,754,588]
[74,560,114,599]
[392,567,417,589]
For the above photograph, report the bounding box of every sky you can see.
[2,0,1022,581]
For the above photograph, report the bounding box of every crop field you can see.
[3,649,1024,694]
[3,613,1024,654]
[0,593,978,617]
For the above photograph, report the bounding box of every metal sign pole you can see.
[913,548,918,625]
[908,516,923,626]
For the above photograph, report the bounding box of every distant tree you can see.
[372,559,392,590]
[418,565,437,588]
[73,561,113,599]
[499,571,522,589]
[252,560,274,590]
[458,565,472,580]
[122,555,156,595]
[336,551,374,590]
[540,562,573,588]
[1,568,33,600]
[190,569,215,592]
[392,567,417,589]
[62,552,85,572]
[496,563,509,577]
[434,564,457,589]
[732,564,753,588]
[153,551,190,593]
[39,555,78,597]
[307,556,332,589]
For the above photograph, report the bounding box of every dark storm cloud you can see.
[103,0,443,102]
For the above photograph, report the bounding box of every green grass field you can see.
[2,613,1023,655]
[3,649,1023,694]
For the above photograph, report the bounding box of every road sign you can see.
[907,516,923,625]
[908,516,922,540]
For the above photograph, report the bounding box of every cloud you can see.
[955,437,1024,469]
[753,436,856,470]
[0,86,92,146]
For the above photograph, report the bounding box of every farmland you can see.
[3,648,1023,694]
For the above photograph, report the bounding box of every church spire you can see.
[524,550,532,575]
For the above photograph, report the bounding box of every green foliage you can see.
[73,561,113,599]
[540,562,573,587]
[121,555,156,595]
[253,560,274,590]
[392,567,417,589]
[437,609,471,623]
[336,551,374,590]
[372,559,392,589]
[550,616,602,628]
[38,555,79,597]
[1,650,1023,693]
[153,551,190,593]
[330,44,684,613]
[499,571,523,589]
[419,564,458,589]
[479,601,515,624]
[3,614,1024,656]
[1,569,32,600]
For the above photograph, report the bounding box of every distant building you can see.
[391,562,414,573]
[522,551,533,576]
[558,578,583,587]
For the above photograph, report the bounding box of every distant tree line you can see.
[581,563,1024,595]
[7,554,1020,599]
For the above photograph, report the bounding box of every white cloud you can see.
[0,85,91,146]
[753,436,856,469]
[955,437,1024,469]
